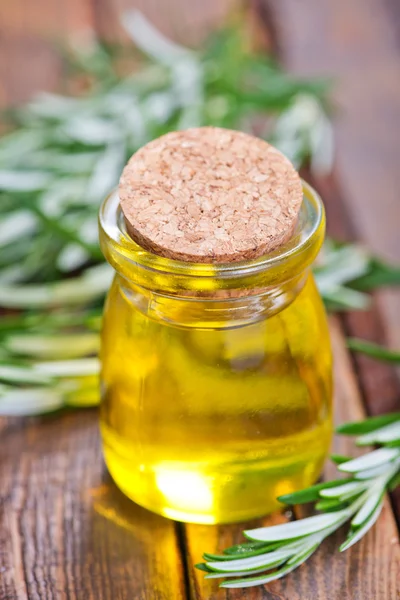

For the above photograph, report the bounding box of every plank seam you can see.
[175,522,193,600]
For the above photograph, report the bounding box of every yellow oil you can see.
[100,273,332,524]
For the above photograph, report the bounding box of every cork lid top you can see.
[119,127,303,263]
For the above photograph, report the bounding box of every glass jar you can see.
[98,182,333,524]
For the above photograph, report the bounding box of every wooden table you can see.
[1,1,400,598]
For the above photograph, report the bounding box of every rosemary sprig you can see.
[0,12,335,415]
[0,13,400,416]
[0,359,100,414]
[196,413,400,589]
[0,12,332,285]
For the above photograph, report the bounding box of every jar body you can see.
[100,272,332,524]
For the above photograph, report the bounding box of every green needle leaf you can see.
[347,339,400,363]
[0,264,112,308]
[336,413,400,435]
[194,563,212,573]
[219,542,320,589]
[205,547,295,573]
[330,454,353,465]
[389,471,400,491]
[319,480,365,499]
[315,498,349,512]
[286,541,321,566]
[338,448,400,473]
[5,333,100,359]
[34,358,99,377]
[0,170,52,191]
[0,211,37,247]
[0,387,65,415]
[356,421,400,446]
[354,463,396,480]
[320,287,370,311]
[340,500,384,552]
[222,541,278,556]
[244,512,344,542]
[0,364,53,385]
[351,258,400,290]
[205,562,285,579]
[278,479,346,504]
[203,542,280,561]
[351,486,385,528]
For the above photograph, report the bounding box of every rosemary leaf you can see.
[244,512,344,542]
[278,479,346,505]
[356,421,400,446]
[338,448,400,473]
[0,387,65,415]
[205,547,294,573]
[0,364,53,385]
[354,463,397,480]
[314,498,349,512]
[219,543,320,589]
[351,258,400,290]
[4,333,100,359]
[351,484,386,528]
[205,566,278,579]
[340,500,384,552]
[0,264,112,309]
[0,211,37,246]
[336,413,400,435]
[383,440,400,448]
[319,287,370,311]
[319,480,366,499]
[0,170,52,191]
[203,542,280,561]
[347,338,400,363]
[330,454,352,465]
[389,471,400,491]
[34,358,99,377]
[222,541,278,556]
[194,563,212,573]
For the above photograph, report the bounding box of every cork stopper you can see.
[119,127,303,263]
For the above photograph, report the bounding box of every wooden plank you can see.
[0,0,95,106]
[308,173,400,417]
[307,116,400,524]
[0,411,187,599]
[266,0,400,519]
[267,0,400,352]
[268,0,400,263]
[184,515,289,600]
[93,0,234,45]
[184,318,400,599]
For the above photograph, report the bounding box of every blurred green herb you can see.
[0,12,399,415]
[197,414,400,589]
[313,240,400,311]
[347,339,400,364]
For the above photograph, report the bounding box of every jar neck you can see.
[99,181,325,326]
[117,270,309,329]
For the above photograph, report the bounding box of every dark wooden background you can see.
[0,1,399,598]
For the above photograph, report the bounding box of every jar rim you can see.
[99,181,324,281]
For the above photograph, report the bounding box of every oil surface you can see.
[100,274,332,524]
